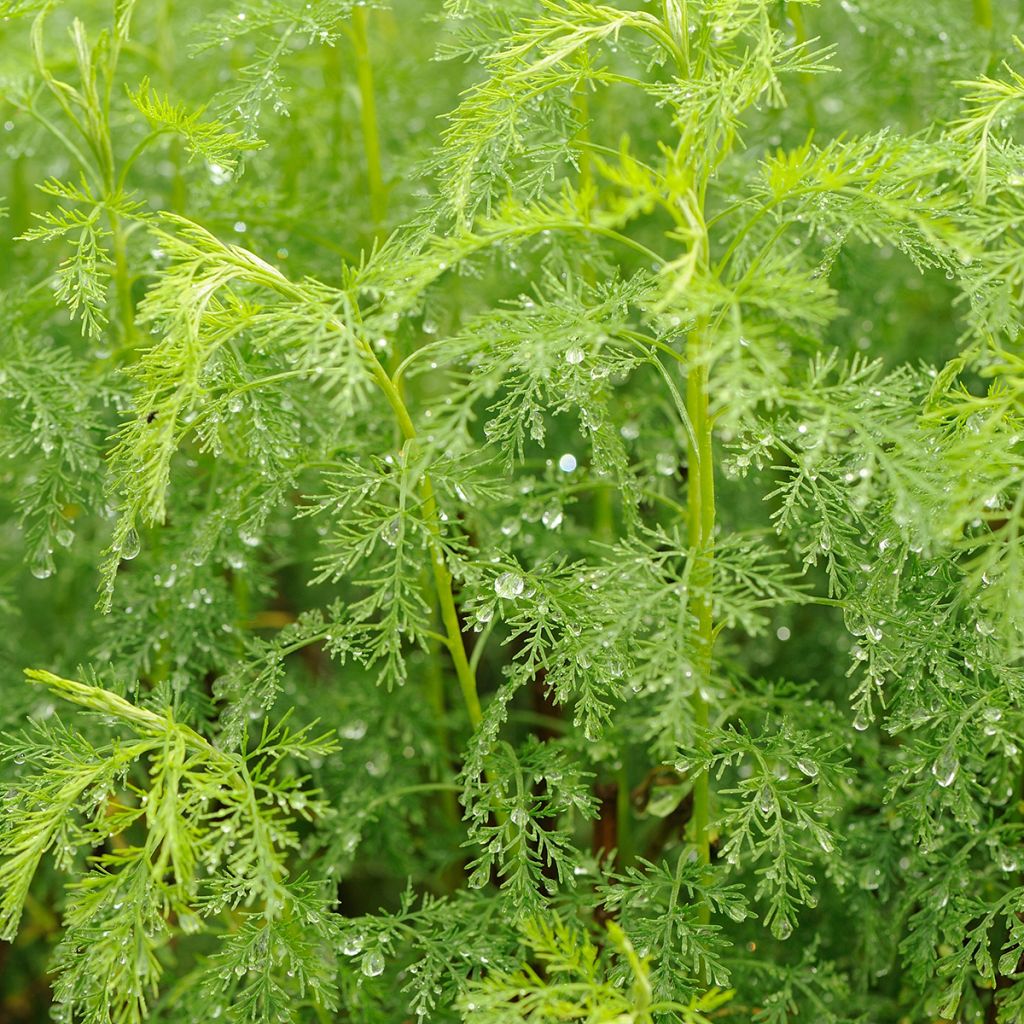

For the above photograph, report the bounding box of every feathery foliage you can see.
[3,1,1024,1022]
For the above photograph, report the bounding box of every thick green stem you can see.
[686,325,715,922]
[351,8,388,235]
[973,0,993,29]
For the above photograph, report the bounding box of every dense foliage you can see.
[2,0,1024,1021]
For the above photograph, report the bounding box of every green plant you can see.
[2,1,1024,1022]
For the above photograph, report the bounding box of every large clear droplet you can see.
[756,786,774,816]
[494,572,525,599]
[796,758,819,778]
[771,917,793,941]
[931,750,958,788]
[119,528,141,561]
[564,346,585,365]
[360,950,385,978]
[342,933,364,956]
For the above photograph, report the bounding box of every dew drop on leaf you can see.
[771,918,793,941]
[342,933,364,956]
[494,572,524,599]
[756,786,774,816]
[119,529,141,561]
[361,951,385,977]
[541,505,563,530]
[655,452,676,476]
[381,517,401,548]
[564,346,585,365]
[796,758,819,778]
[931,750,958,788]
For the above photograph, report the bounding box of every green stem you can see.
[424,635,462,829]
[109,210,135,345]
[351,7,387,235]
[686,322,715,920]
[973,0,993,29]
[616,763,633,867]
[363,354,483,730]
[786,2,818,131]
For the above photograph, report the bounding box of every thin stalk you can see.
[351,8,388,235]
[574,70,615,542]
[157,0,186,212]
[108,208,135,345]
[363,354,483,729]
[424,579,463,830]
[616,763,634,867]
[973,0,993,30]
[786,3,818,130]
[686,321,715,921]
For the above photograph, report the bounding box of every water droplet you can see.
[361,950,385,977]
[858,864,882,890]
[724,902,747,923]
[558,453,577,473]
[342,933,364,956]
[931,750,958,788]
[119,528,141,561]
[208,163,231,186]
[341,720,367,741]
[564,347,585,365]
[381,517,400,548]
[796,758,819,778]
[655,452,676,476]
[852,709,870,732]
[55,527,75,548]
[541,505,563,530]
[771,918,793,941]
[510,807,528,827]
[31,561,53,579]
[499,517,521,537]
[756,786,774,816]
[494,572,525,599]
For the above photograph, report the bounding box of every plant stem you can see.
[616,763,633,867]
[363,354,483,729]
[973,0,993,29]
[686,322,715,920]
[109,210,136,345]
[351,7,388,236]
